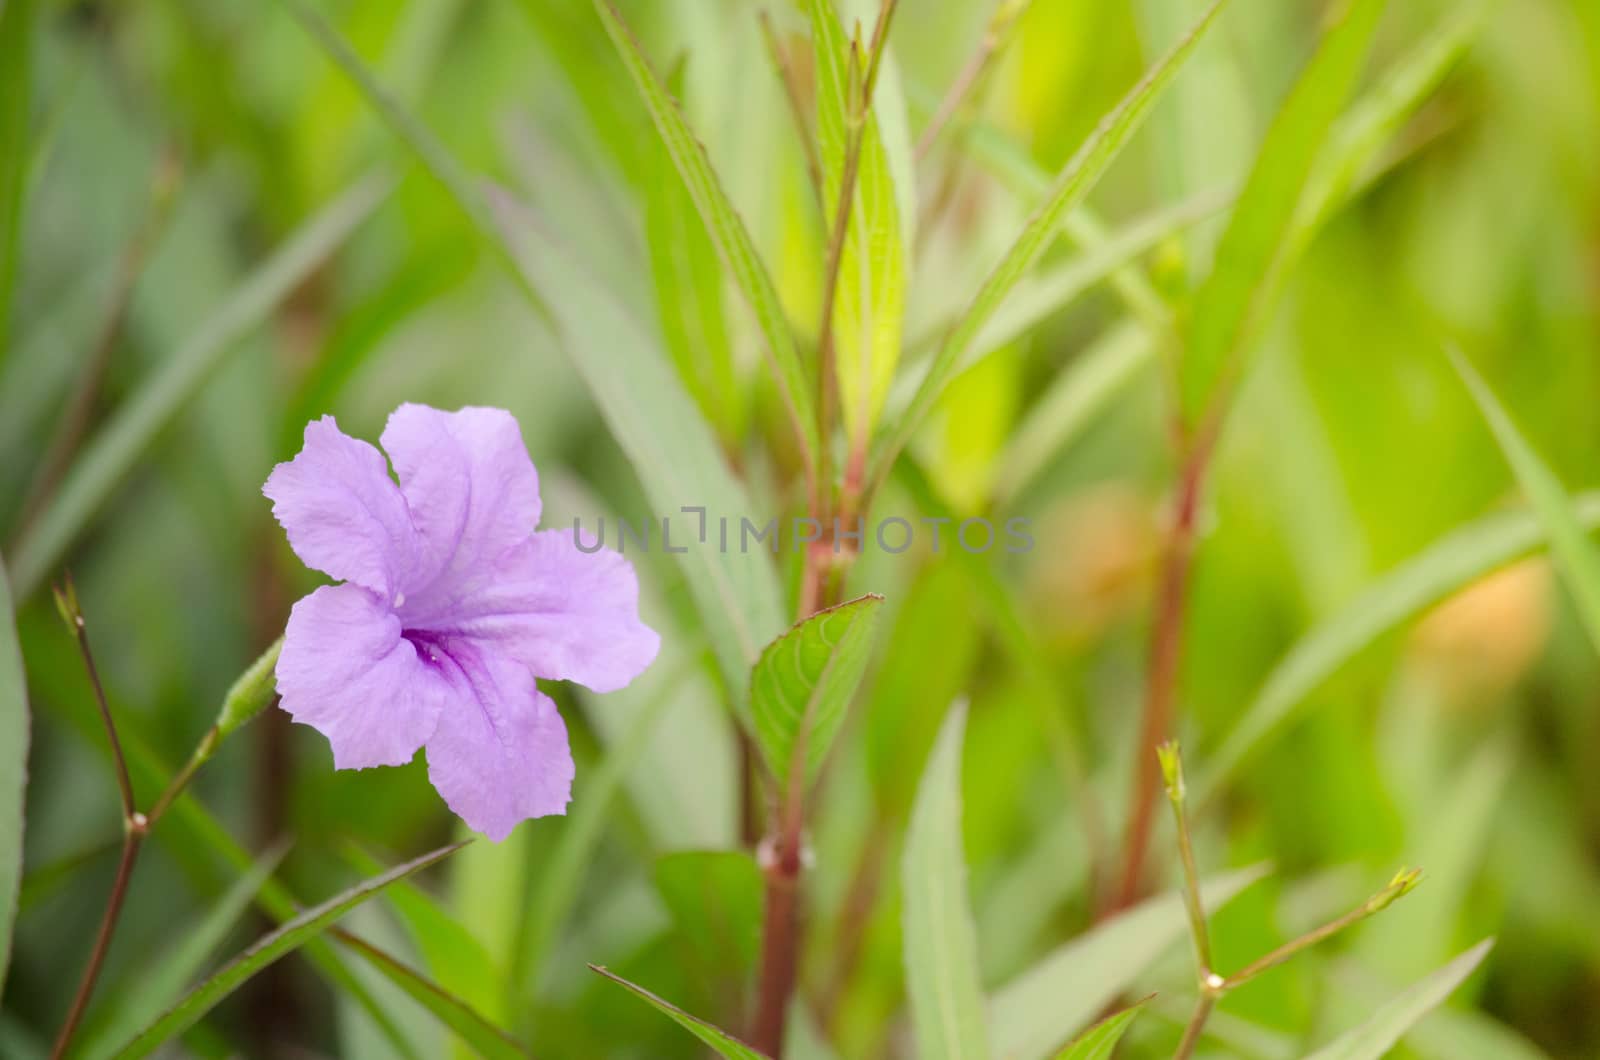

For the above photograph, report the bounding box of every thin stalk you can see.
[49,577,149,1060]
[1160,742,1211,973]
[1173,992,1216,1060]
[914,0,1030,160]
[1111,424,1217,912]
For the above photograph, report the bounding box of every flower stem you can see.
[49,577,150,1060]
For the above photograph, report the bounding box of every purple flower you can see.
[263,403,659,840]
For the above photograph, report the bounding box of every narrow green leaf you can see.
[875,0,1227,485]
[993,322,1153,505]
[1179,0,1387,421]
[9,173,392,600]
[750,593,884,783]
[342,844,500,1026]
[333,931,530,1060]
[279,0,787,699]
[215,636,282,740]
[593,0,815,466]
[0,559,28,999]
[490,195,787,698]
[1051,1000,1149,1060]
[902,702,990,1060]
[1450,348,1600,653]
[0,0,40,367]
[79,843,290,1060]
[641,72,743,447]
[1198,495,1600,801]
[1303,940,1493,1060]
[112,843,464,1059]
[988,865,1268,1060]
[1294,0,1492,253]
[809,0,908,447]
[591,965,771,1060]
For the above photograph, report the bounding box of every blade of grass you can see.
[592,0,818,471]
[110,843,464,1059]
[0,557,28,999]
[1179,0,1387,424]
[871,0,1227,492]
[77,842,290,1060]
[591,965,771,1060]
[331,929,530,1060]
[1303,940,1493,1060]
[0,0,40,368]
[8,172,393,600]
[1197,493,1600,802]
[1449,348,1600,653]
[902,703,990,1060]
[1052,1000,1149,1060]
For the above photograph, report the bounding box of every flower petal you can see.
[380,404,542,592]
[422,638,574,839]
[403,529,660,693]
[276,584,449,769]
[263,416,420,598]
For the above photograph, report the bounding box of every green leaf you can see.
[279,0,787,700]
[0,0,39,369]
[1051,1000,1148,1060]
[1294,0,1492,253]
[333,931,530,1060]
[809,0,908,447]
[8,173,392,600]
[590,965,771,1060]
[111,843,464,1059]
[987,865,1268,1060]
[1304,940,1494,1060]
[342,844,500,1028]
[0,559,28,1000]
[641,76,743,447]
[875,0,1226,484]
[1449,348,1600,654]
[1198,495,1600,802]
[902,703,990,1060]
[78,842,290,1060]
[750,594,884,784]
[1179,0,1386,422]
[593,0,813,465]
[654,851,764,983]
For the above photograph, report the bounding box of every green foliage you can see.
[2,0,1594,1055]
[1451,348,1600,654]
[750,594,883,784]
[596,0,813,463]
[8,174,393,600]
[0,558,27,1000]
[877,0,1227,485]
[112,843,464,1058]
[1050,1001,1146,1060]
[592,965,770,1060]
[901,702,989,1060]
[1180,0,1386,423]
[1303,940,1494,1060]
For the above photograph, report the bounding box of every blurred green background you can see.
[1,0,1598,1056]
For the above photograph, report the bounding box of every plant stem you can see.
[1173,991,1215,1060]
[1111,429,1215,912]
[50,577,150,1060]
[914,0,1030,161]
